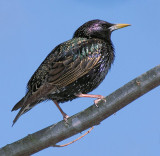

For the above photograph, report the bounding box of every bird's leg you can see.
[52,100,69,122]
[76,93,106,107]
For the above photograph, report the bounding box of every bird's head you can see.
[73,19,130,42]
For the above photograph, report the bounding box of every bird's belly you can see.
[48,60,110,103]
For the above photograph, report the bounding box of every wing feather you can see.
[12,38,105,125]
[28,38,104,93]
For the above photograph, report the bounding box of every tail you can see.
[12,103,34,126]
[12,93,37,126]
[12,97,24,111]
[12,84,53,126]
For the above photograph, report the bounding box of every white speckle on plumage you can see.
[12,19,130,125]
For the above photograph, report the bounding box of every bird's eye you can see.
[102,24,108,29]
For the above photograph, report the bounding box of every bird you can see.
[12,19,130,126]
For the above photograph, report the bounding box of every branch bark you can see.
[1,65,160,156]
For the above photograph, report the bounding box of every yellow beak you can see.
[109,23,131,31]
[115,23,131,29]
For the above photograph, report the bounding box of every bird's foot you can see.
[52,100,69,123]
[94,96,106,107]
[63,113,69,123]
[76,93,106,107]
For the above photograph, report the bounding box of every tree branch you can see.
[1,65,160,156]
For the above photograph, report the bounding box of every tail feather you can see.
[12,93,33,126]
[12,103,33,126]
[12,84,53,126]
[12,97,25,111]
[12,94,43,126]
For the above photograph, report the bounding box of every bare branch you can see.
[0,65,160,156]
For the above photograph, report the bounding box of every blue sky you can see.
[0,0,160,155]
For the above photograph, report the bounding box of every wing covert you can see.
[27,38,104,93]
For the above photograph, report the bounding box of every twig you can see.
[53,127,94,147]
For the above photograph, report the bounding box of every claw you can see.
[52,100,69,123]
[63,114,69,123]
[94,96,106,107]
[76,93,106,107]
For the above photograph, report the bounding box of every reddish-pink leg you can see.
[52,100,69,122]
[76,93,106,107]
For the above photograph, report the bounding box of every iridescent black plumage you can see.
[12,19,130,125]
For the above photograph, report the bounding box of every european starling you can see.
[12,19,130,125]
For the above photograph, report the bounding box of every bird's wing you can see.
[12,38,105,125]
[27,38,104,92]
